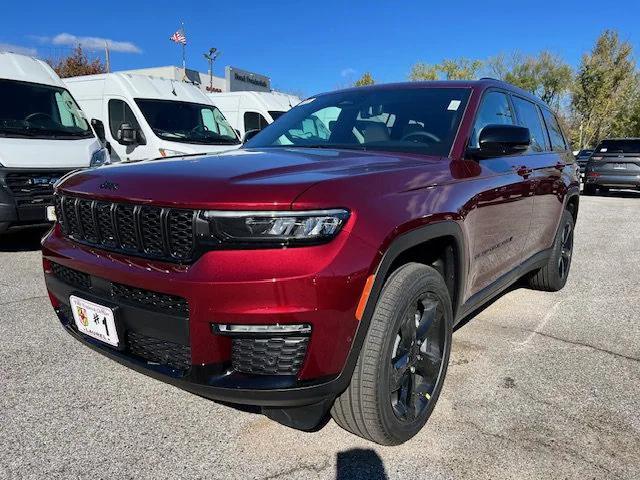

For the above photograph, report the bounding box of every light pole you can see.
[203,48,220,92]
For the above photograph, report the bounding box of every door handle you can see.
[516,166,532,177]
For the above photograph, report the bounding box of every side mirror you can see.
[91,118,106,143]
[471,124,531,158]
[116,123,139,145]
[242,129,261,143]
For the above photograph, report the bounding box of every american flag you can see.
[169,29,187,45]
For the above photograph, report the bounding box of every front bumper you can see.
[42,224,377,409]
[0,168,72,231]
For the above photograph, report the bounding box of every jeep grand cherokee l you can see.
[42,80,579,445]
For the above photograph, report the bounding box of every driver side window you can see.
[470,91,514,148]
[108,99,140,138]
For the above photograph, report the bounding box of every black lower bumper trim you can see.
[60,322,341,407]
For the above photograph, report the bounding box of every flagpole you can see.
[181,21,186,80]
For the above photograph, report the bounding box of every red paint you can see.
[42,80,578,385]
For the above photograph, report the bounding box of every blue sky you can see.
[2,0,640,96]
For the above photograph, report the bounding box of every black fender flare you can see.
[333,220,467,394]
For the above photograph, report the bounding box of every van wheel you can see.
[331,263,453,445]
[529,210,574,292]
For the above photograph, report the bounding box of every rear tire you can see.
[583,184,597,196]
[331,263,453,445]
[528,210,574,292]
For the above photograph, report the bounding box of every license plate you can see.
[613,163,626,170]
[46,205,56,221]
[70,295,119,347]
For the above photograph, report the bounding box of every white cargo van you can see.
[0,51,106,234]
[65,73,242,163]
[208,91,300,138]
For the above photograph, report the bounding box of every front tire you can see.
[331,263,453,445]
[528,210,575,292]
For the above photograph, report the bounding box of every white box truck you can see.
[0,51,106,234]
[208,91,300,138]
[64,73,242,163]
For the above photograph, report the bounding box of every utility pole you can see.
[104,41,111,73]
[203,47,219,92]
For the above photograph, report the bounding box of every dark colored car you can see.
[584,138,640,194]
[42,80,579,445]
[575,149,594,175]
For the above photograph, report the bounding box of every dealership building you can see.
[120,65,271,94]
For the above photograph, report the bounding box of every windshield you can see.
[0,79,92,139]
[596,139,640,154]
[245,87,471,156]
[135,99,240,145]
[268,110,286,121]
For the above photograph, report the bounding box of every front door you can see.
[105,98,151,162]
[463,90,535,299]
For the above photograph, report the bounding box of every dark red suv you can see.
[42,80,579,445]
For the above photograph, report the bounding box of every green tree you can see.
[409,58,482,81]
[487,51,573,109]
[408,62,439,81]
[354,72,375,86]
[438,58,483,80]
[47,45,106,78]
[571,30,637,148]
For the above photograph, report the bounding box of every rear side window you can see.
[108,99,140,138]
[541,109,567,151]
[470,91,514,148]
[512,96,548,152]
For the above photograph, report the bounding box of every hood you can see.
[0,137,101,169]
[155,139,241,156]
[58,148,437,209]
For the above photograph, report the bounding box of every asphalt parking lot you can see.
[1,193,639,480]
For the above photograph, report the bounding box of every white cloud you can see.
[45,33,142,53]
[0,42,37,56]
[341,68,356,78]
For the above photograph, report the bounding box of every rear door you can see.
[589,139,640,184]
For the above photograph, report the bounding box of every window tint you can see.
[541,109,567,151]
[108,99,140,138]
[244,112,270,132]
[512,96,548,152]
[470,91,514,148]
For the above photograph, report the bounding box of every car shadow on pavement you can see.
[0,227,49,252]
[336,449,389,480]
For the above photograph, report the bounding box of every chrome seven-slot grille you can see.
[55,195,196,262]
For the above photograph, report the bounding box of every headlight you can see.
[90,148,109,167]
[159,148,187,157]
[201,209,350,247]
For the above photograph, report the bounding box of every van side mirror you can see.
[243,129,261,143]
[91,118,106,143]
[470,124,531,158]
[116,123,139,145]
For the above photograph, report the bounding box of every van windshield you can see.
[0,79,93,139]
[135,99,240,145]
[245,87,471,156]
